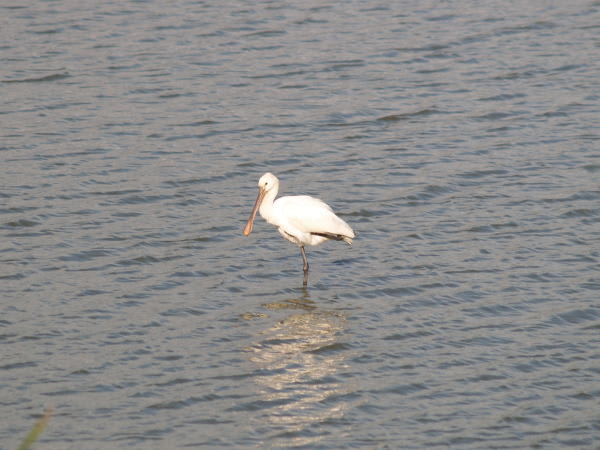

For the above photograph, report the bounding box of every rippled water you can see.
[2,1,600,448]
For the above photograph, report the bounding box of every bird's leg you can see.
[300,245,309,272]
[300,245,309,285]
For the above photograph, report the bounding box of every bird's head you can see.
[244,173,279,236]
[258,172,278,192]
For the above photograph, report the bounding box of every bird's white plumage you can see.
[272,195,354,246]
[251,173,354,247]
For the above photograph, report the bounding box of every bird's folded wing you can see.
[277,195,354,237]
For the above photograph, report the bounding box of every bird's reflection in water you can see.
[246,290,349,447]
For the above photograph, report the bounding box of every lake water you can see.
[2,1,599,448]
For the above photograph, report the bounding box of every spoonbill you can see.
[243,172,355,285]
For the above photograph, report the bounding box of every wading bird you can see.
[243,172,355,285]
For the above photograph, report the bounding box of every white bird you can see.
[243,172,355,285]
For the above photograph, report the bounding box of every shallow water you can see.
[2,1,599,448]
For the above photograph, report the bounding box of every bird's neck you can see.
[259,186,279,224]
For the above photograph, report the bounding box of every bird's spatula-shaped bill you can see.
[243,186,266,236]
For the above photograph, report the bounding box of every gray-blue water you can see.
[2,1,599,448]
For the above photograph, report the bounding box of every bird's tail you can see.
[312,232,354,246]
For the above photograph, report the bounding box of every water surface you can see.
[2,1,599,448]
